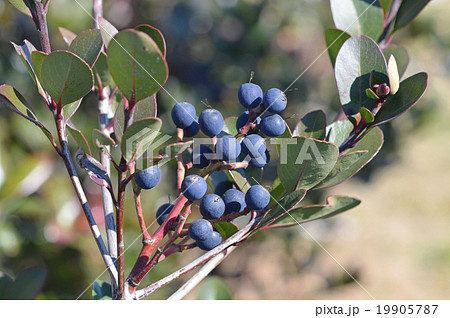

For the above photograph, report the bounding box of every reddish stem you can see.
[176,129,185,194]
[218,161,249,171]
[116,159,128,299]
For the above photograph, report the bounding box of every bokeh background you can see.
[0,0,449,299]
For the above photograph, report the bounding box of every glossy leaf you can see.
[69,29,103,67]
[92,280,112,300]
[273,196,361,226]
[335,35,388,117]
[383,45,409,78]
[4,267,47,300]
[326,120,354,147]
[330,0,384,41]
[277,137,339,192]
[93,129,116,148]
[7,0,32,17]
[314,127,383,189]
[121,117,162,161]
[394,0,431,32]
[98,17,118,48]
[58,27,77,46]
[135,24,166,57]
[373,72,428,126]
[222,117,238,136]
[41,51,94,106]
[197,276,233,300]
[67,122,92,155]
[325,28,351,68]
[107,30,168,103]
[214,222,239,240]
[292,110,326,140]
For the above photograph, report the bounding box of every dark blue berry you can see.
[236,111,261,133]
[260,114,286,137]
[214,181,236,196]
[196,231,222,251]
[263,88,287,113]
[156,203,179,225]
[181,175,207,201]
[188,219,213,241]
[200,194,225,219]
[241,134,266,158]
[222,188,246,213]
[215,135,241,161]
[199,109,224,137]
[250,150,270,168]
[171,102,196,128]
[238,83,263,108]
[183,116,200,137]
[134,165,161,190]
[192,145,213,169]
[245,185,270,210]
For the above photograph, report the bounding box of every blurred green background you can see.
[0,0,449,299]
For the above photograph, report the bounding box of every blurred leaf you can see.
[94,52,114,89]
[30,50,47,85]
[135,24,166,57]
[214,222,239,240]
[113,98,125,142]
[222,117,238,136]
[278,137,339,192]
[41,51,94,106]
[387,55,400,94]
[69,29,103,67]
[383,45,409,78]
[197,276,233,300]
[92,280,112,300]
[273,196,361,226]
[58,27,77,46]
[121,117,162,161]
[325,28,351,68]
[314,127,383,189]
[98,17,118,48]
[5,267,47,300]
[133,94,157,119]
[335,35,388,117]
[394,0,431,32]
[293,110,326,140]
[7,0,32,17]
[158,140,193,157]
[0,84,37,121]
[67,122,92,155]
[326,120,354,147]
[379,0,392,15]
[93,129,116,148]
[63,98,83,123]
[0,273,13,299]
[373,72,428,126]
[330,0,384,40]
[107,30,168,103]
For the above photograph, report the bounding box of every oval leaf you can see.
[326,119,354,147]
[383,45,409,78]
[93,128,116,148]
[5,267,47,300]
[98,17,118,48]
[69,29,103,67]
[67,122,92,155]
[394,0,431,32]
[58,27,77,46]
[325,28,351,68]
[197,276,233,300]
[293,110,327,140]
[7,0,32,17]
[31,50,47,85]
[135,24,166,57]
[121,117,163,161]
[213,222,239,240]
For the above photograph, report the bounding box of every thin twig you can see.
[116,160,127,299]
[34,0,51,54]
[92,0,103,29]
[130,162,151,242]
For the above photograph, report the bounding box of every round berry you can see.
[214,181,236,196]
[263,88,287,113]
[200,194,225,219]
[250,150,270,168]
[222,188,246,213]
[171,102,196,128]
[241,134,266,158]
[245,185,270,210]
[260,114,286,137]
[238,83,263,108]
[156,203,178,225]
[188,219,213,241]
[183,116,200,137]
[134,165,161,190]
[181,175,207,201]
[215,135,241,161]
[197,231,222,251]
[199,109,224,137]
[192,145,213,169]
[236,111,261,133]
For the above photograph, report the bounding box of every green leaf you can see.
[63,98,82,123]
[7,0,32,17]
[41,51,94,106]
[93,52,114,90]
[158,140,193,157]
[325,28,351,68]
[394,0,431,32]
[113,99,125,142]
[67,122,92,155]
[98,17,118,48]
[365,88,379,100]
[58,27,77,46]
[383,45,409,78]
[5,267,47,300]
[93,129,116,148]
[335,35,388,117]
[360,107,374,124]
[292,110,326,140]
[330,0,384,41]
[133,94,157,119]
[268,178,286,208]
[0,273,13,299]
[214,222,239,240]
[314,127,383,189]
[121,117,162,161]
[379,0,392,15]
[197,276,233,300]
[257,189,306,229]
[373,72,428,126]
[107,30,168,103]
[135,24,166,57]
[273,196,361,226]
[69,29,103,67]
[92,280,112,300]
[387,55,400,94]
[222,117,238,136]
[277,137,339,192]
[326,120,354,147]
[226,170,250,192]
[30,50,47,85]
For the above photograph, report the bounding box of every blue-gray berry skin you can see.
[171,102,196,128]
[223,188,246,213]
[134,165,161,190]
[192,145,213,169]
[200,194,225,219]
[263,88,287,113]
[250,150,270,168]
[260,114,286,137]
[215,135,241,161]
[241,134,266,158]
[188,219,213,241]
[196,231,222,251]
[183,116,200,137]
[198,109,224,137]
[156,203,178,225]
[238,83,263,108]
[181,175,207,200]
[214,181,235,196]
[245,185,270,210]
